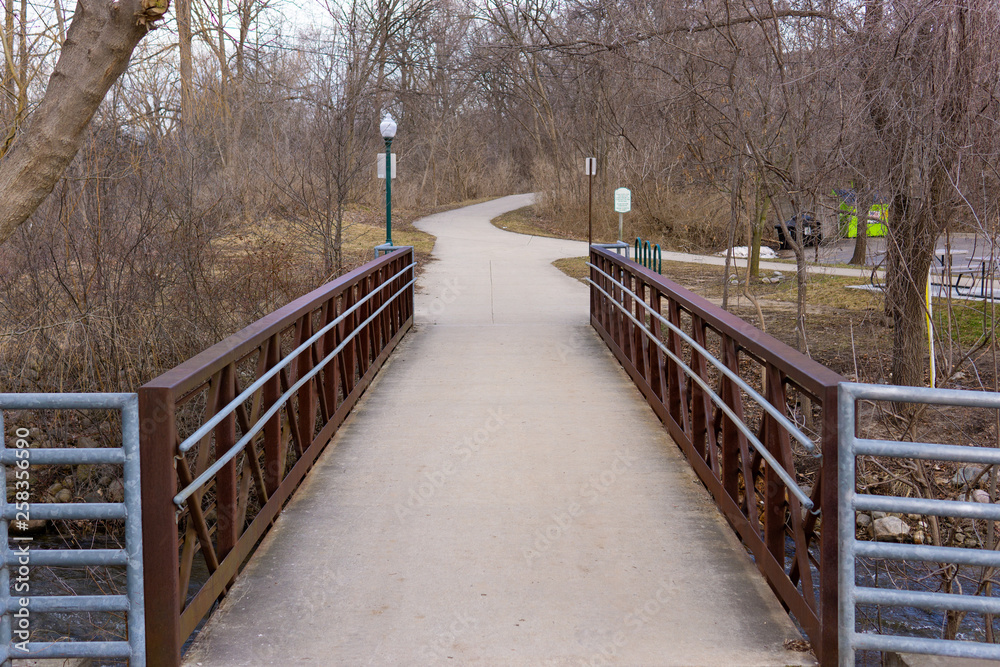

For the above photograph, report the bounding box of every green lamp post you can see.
[380,113,397,247]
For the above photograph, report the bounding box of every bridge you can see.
[8,195,1000,665]
[176,194,816,665]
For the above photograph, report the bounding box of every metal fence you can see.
[0,393,144,665]
[839,382,1000,664]
[139,247,415,665]
[588,245,843,663]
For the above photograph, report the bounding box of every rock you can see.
[913,530,925,544]
[856,513,873,529]
[874,516,910,541]
[773,271,783,277]
[46,483,64,496]
[873,511,888,520]
[62,476,74,490]
[55,489,72,503]
[75,465,93,483]
[953,466,983,487]
[954,533,966,546]
[972,489,991,503]
[98,475,113,488]
[6,469,35,486]
[106,480,125,503]
[9,519,46,536]
[75,436,98,450]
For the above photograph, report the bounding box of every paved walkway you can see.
[183,195,812,666]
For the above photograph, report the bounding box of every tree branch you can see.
[0,0,163,246]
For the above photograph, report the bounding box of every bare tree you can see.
[857,0,994,387]
[0,0,168,246]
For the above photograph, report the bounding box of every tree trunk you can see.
[848,192,870,265]
[886,194,935,387]
[0,0,158,246]
[178,0,192,124]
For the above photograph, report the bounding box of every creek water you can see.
[777,537,1000,665]
[854,554,1000,665]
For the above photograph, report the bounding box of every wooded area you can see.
[2,0,1000,392]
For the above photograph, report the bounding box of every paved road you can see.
[183,194,813,666]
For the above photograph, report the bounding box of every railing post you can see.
[820,381,841,665]
[139,385,181,667]
[342,286,358,393]
[762,366,788,563]
[294,314,316,454]
[719,338,743,509]
[321,298,340,417]
[689,315,715,467]
[215,365,238,561]
[666,300,687,431]
[263,334,282,495]
[648,288,666,402]
[406,249,415,321]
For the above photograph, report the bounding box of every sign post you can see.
[585,157,597,245]
[614,187,631,242]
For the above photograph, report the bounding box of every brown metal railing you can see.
[589,246,842,664]
[138,247,415,665]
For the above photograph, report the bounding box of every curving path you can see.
[183,194,813,666]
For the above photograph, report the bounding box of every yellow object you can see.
[845,206,889,238]
[925,275,935,388]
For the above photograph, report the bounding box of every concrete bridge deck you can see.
[183,195,813,666]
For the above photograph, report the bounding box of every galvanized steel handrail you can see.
[0,393,144,666]
[588,262,818,454]
[839,381,1000,664]
[176,262,415,456]
[587,267,815,511]
[173,271,416,506]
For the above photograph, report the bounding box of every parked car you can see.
[774,213,821,249]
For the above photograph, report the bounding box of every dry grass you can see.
[492,206,587,240]
[533,184,731,253]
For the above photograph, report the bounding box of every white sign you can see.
[377,153,397,179]
[614,187,631,213]
[584,157,597,176]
